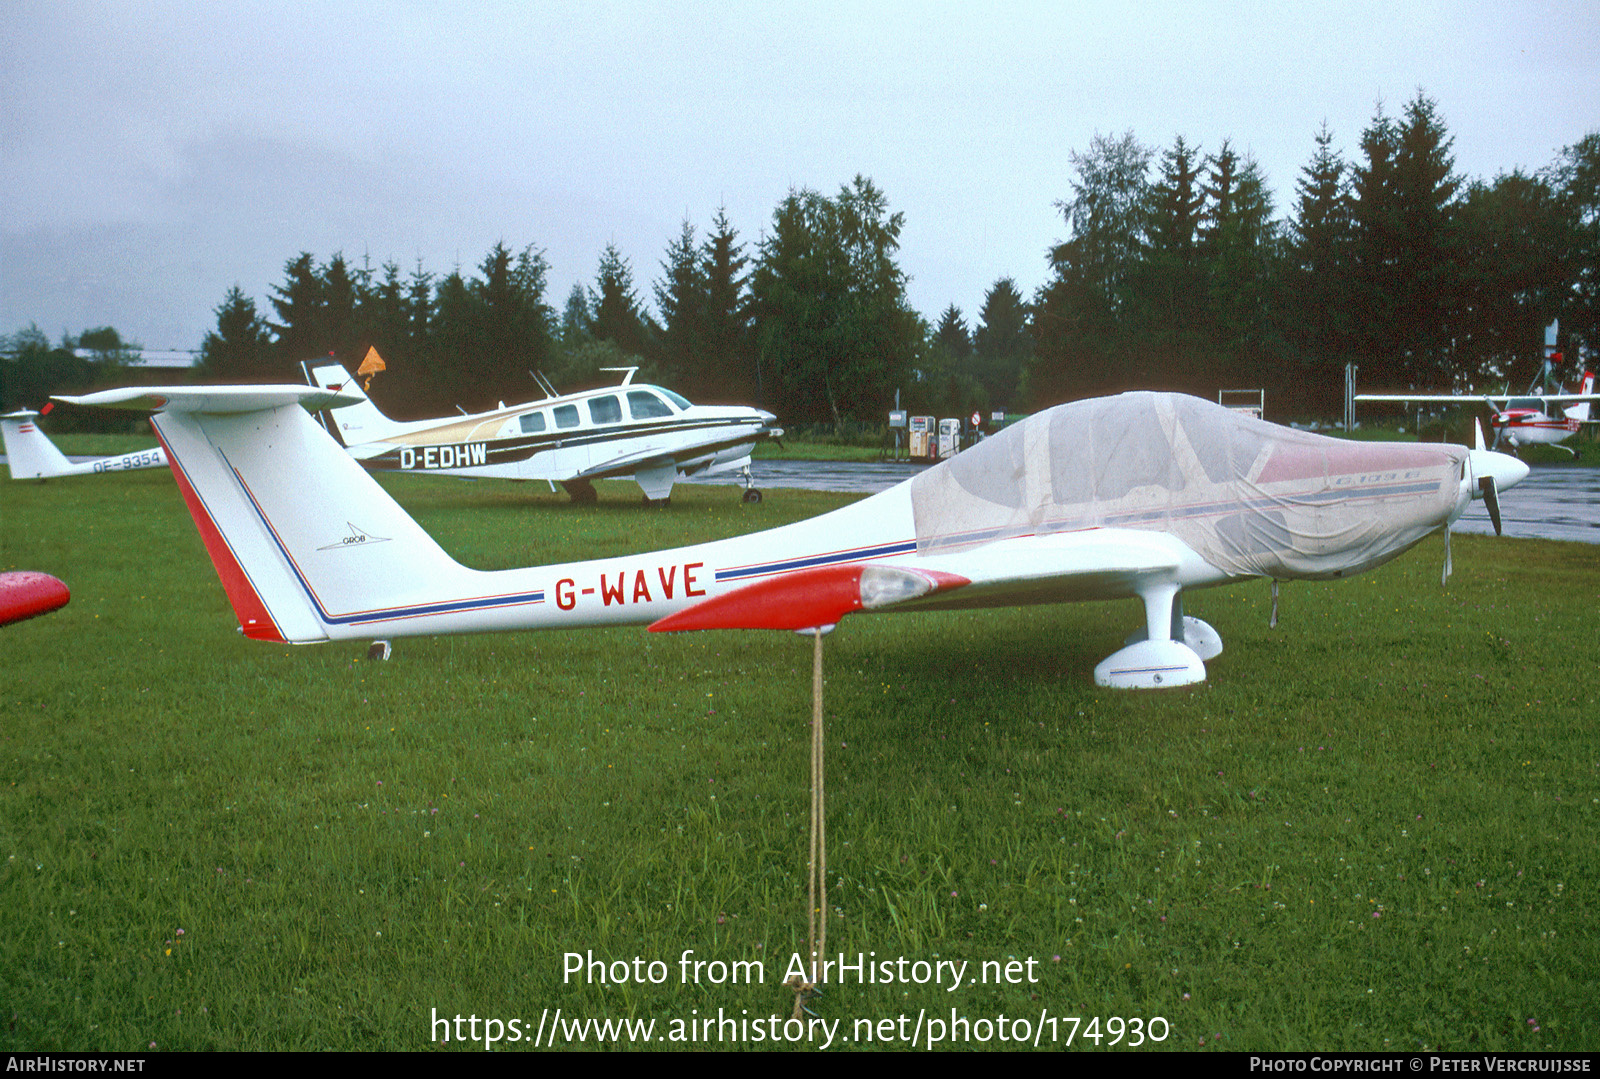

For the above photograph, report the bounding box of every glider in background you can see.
[2,409,168,479]
[304,354,783,504]
[60,386,1528,689]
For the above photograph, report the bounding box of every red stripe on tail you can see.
[152,425,285,642]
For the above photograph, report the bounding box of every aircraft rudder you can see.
[1569,371,1595,423]
[302,359,409,443]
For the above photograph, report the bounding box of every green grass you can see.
[1,470,1596,1051]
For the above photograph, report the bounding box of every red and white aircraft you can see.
[1358,367,1597,457]
[57,385,1528,689]
[2,408,168,479]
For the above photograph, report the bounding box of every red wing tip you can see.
[0,572,70,627]
[649,564,970,634]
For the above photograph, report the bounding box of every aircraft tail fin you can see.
[56,385,479,644]
[1567,370,1595,423]
[302,359,415,445]
[2,410,74,479]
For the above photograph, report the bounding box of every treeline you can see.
[1031,95,1599,415]
[191,177,928,423]
[7,91,1596,425]
[0,327,150,431]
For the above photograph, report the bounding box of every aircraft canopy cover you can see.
[909,392,1466,581]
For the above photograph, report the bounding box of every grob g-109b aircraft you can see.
[59,384,1528,688]
[304,354,783,503]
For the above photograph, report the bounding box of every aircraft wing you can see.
[651,528,1193,632]
[1356,393,1493,403]
[569,447,682,481]
[568,436,760,483]
[1356,392,1600,404]
[912,528,1191,605]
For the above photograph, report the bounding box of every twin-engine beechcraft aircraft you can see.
[1357,366,1597,457]
[303,356,783,504]
[58,384,1529,688]
[2,409,168,478]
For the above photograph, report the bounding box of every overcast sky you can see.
[3,1,1596,353]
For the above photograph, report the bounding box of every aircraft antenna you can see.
[530,371,559,399]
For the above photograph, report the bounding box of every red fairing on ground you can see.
[0,572,70,627]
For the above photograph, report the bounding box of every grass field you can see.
[2,467,1597,1052]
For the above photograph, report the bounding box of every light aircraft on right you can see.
[1357,362,1596,457]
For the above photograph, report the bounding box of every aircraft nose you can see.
[1471,449,1529,495]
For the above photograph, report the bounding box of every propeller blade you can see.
[1479,475,1503,536]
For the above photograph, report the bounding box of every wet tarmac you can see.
[1449,467,1600,544]
[691,459,1600,546]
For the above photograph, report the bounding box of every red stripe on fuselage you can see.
[151,422,284,642]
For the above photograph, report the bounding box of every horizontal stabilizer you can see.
[55,385,360,414]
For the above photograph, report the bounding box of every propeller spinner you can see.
[1466,420,1530,537]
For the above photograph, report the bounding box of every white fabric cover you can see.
[910,393,1466,580]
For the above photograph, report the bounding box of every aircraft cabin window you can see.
[658,387,692,410]
[589,395,622,425]
[519,412,547,434]
[627,390,674,419]
[553,404,580,429]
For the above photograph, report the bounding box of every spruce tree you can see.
[701,208,752,400]
[653,219,707,391]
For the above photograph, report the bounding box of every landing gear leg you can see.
[739,464,762,504]
[1094,582,1208,689]
[562,479,598,504]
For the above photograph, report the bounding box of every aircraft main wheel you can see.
[643,495,671,507]
[742,488,763,504]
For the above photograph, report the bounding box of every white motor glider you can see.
[303,358,783,503]
[2,409,168,479]
[58,385,1529,688]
